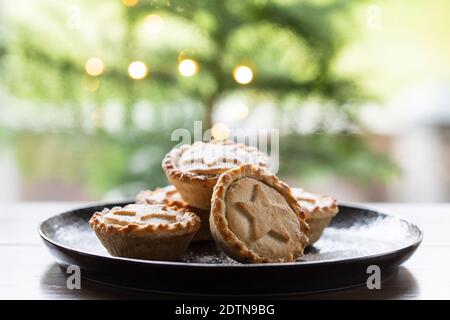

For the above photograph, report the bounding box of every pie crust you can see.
[136,185,185,208]
[162,140,269,210]
[210,164,309,263]
[89,203,200,261]
[136,185,212,242]
[291,188,339,245]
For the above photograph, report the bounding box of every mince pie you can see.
[89,203,200,261]
[136,185,212,242]
[291,188,339,246]
[210,164,309,263]
[162,140,269,210]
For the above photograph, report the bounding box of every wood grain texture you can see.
[0,202,449,299]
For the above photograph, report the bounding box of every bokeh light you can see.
[85,57,104,76]
[211,123,229,141]
[178,59,198,77]
[128,61,148,80]
[233,65,253,84]
[230,103,249,120]
[122,0,139,7]
[82,75,100,92]
[143,14,164,34]
[91,109,103,127]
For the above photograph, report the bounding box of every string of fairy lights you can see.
[84,1,254,83]
[84,0,254,138]
[84,55,253,83]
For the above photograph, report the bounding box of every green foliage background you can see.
[0,0,397,198]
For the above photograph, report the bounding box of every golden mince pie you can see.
[162,140,269,210]
[291,188,339,246]
[136,185,212,242]
[89,203,200,261]
[136,185,185,207]
[210,164,309,263]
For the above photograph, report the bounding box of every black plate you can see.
[39,202,422,296]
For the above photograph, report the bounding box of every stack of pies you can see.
[89,140,339,263]
[161,140,269,210]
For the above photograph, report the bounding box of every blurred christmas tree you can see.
[0,0,397,198]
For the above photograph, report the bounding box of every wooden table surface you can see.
[0,202,449,300]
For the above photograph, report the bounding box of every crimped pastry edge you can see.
[290,187,339,219]
[135,186,213,242]
[162,140,269,185]
[210,164,309,263]
[89,205,200,236]
[162,143,219,185]
[136,186,187,208]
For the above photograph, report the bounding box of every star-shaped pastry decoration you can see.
[234,184,291,243]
